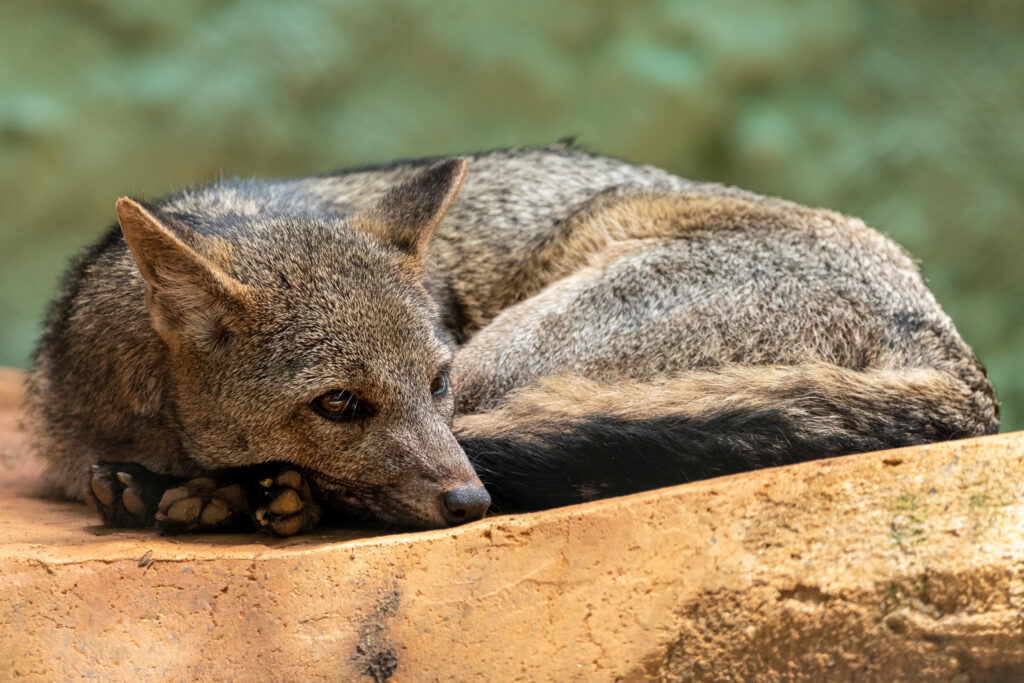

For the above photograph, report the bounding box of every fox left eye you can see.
[430,373,448,397]
[312,389,374,421]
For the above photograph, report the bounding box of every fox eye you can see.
[430,373,448,397]
[312,389,373,421]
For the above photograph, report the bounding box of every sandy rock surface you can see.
[1,368,1022,681]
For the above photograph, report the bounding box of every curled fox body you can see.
[27,144,998,534]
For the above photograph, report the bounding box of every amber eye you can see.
[312,389,373,421]
[430,373,448,397]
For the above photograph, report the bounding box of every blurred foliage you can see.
[1,0,1021,429]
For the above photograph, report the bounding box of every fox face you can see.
[116,160,490,528]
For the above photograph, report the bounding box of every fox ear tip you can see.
[441,157,468,184]
[115,197,149,221]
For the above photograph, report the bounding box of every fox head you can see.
[115,159,490,528]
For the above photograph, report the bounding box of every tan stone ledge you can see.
[1,367,1021,681]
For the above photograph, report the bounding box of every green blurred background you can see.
[1,1,1021,429]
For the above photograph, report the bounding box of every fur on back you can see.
[27,144,997,520]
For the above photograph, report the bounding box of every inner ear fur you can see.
[116,197,252,351]
[356,158,468,271]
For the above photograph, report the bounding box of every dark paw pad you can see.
[86,462,175,528]
[155,477,251,534]
[251,469,321,537]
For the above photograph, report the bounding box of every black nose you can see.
[440,485,491,525]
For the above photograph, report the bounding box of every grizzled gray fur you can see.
[27,144,998,534]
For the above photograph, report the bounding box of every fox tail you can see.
[455,363,998,511]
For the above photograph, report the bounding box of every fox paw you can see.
[155,477,251,534]
[86,462,176,528]
[251,469,321,537]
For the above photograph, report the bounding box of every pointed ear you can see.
[116,197,252,352]
[355,158,468,272]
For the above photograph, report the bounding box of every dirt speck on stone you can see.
[353,586,401,682]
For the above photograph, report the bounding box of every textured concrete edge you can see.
[1,364,1023,681]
